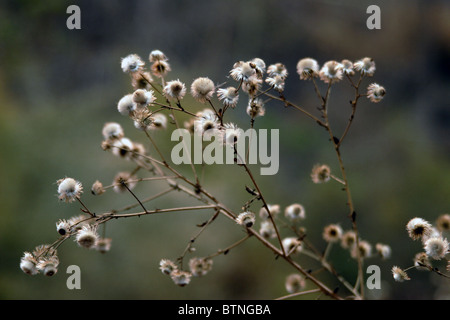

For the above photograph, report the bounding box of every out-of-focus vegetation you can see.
[0,0,449,299]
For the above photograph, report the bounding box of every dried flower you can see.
[284,203,305,222]
[159,259,178,275]
[353,57,376,76]
[436,214,450,232]
[131,71,152,90]
[230,61,257,82]
[132,89,156,108]
[285,274,306,294]
[311,164,331,184]
[194,112,220,138]
[113,171,137,193]
[267,63,288,78]
[102,122,124,140]
[341,59,354,76]
[151,60,171,78]
[241,77,262,97]
[251,58,266,79]
[351,240,372,259]
[67,214,89,231]
[236,211,256,228]
[392,266,410,282]
[341,230,357,249]
[221,123,241,146]
[424,236,449,260]
[117,94,136,116]
[20,252,39,275]
[121,54,145,73]
[265,75,285,92]
[112,137,134,159]
[217,87,239,108]
[296,58,319,80]
[282,237,303,255]
[149,113,168,130]
[323,224,343,243]
[246,98,265,118]
[163,79,187,101]
[319,60,343,83]
[191,77,215,103]
[367,83,386,103]
[170,270,192,287]
[95,238,112,254]
[76,225,99,249]
[259,204,280,220]
[57,177,83,203]
[413,252,430,270]
[189,257,213,277]
[259,220,276,239]
[56,219,71,236]
[375,243,392,259]
[36,255,59,277]
[91,180,105,196]
[149,49,168,62]
[406,217,433,241]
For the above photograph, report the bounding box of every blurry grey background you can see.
[0,0,449,299]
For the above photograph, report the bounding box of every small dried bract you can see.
[296,58,319,80]
[189,257,213,277]
[76,225,99,249]
[131,71,152,90]
[285,274,306,294]
[159,259,178,275]
[242,77,262,97]
[392,266,410,282]
[284,203,305,222]
[112,137,135,159]
[236,211,256,228]
[57,177,83,203]
[406,217,433,241]
[367,83,386,103]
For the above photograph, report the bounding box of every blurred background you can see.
[0,0,449,300]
